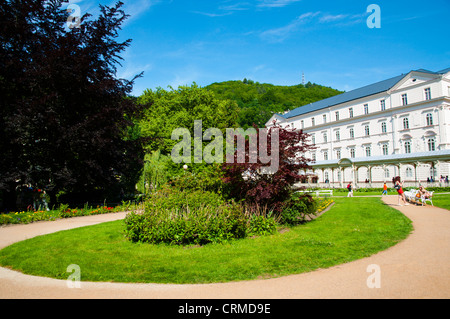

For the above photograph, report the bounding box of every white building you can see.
[267,68,450,188]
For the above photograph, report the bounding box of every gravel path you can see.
[1,195,449,299]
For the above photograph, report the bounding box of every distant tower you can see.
[302,72,305,85]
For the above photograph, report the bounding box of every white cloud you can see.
[257,0,302,8]
[119,0,164,26]
[260,12,319,42]
[117,63,152,81]
[319,14,348,23]
[259,11,368,42]
[192,1,250,17]
[191,11,233,18]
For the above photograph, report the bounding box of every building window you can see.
[385,168,390,178]
[349,128,354,138]
[404,141,411,154]
[381,122,387,133]
[428,138,436,152]
[335,111,340,121]
[382,144,389,155]
[311,134,316,145]
[380,99,386,111]
[424,88,431,100]
[402,94,408,106]
[323,114,327,124]
[349,108,354,118]
[336,150,341,159]
[323,132,327,143]
[364,125,370,136]
[426,113,433,126]
[406,167,413,178]
[311,117,315,126]
[324,151,328,161]
[301,120,304,129]
[403,117,409,130]
[365,146,371,157]
[350,148,355,158]
[335,130,340,142]
[364,104,369,115]
[312,152,316,161]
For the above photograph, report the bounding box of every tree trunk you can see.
[47,190,58,210]
[2,182,17,212]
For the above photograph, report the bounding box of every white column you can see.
[391,114,399,154]
[437,106,448,149]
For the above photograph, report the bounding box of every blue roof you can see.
[280,74,405,119]
[279,68,449,120]
[437,67,450,74]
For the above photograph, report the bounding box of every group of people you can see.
[427,175,449,183]
[17,185,50,211]
[346,178,432,206]
[392,178,432,206]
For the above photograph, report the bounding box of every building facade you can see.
[267,68,450,188]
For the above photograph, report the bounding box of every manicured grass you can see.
[332,190,399,197]
[430,193,450,210]
[0,197,413,284]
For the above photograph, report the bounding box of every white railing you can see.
[294,181,449,189]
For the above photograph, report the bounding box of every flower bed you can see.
[0,205,126,226]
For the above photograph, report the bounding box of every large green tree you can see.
[0,1,143,210]
[138,84,240,156]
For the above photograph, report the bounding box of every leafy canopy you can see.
[137,83,240,156]
[206,80,342,128]
[0,0,143,208]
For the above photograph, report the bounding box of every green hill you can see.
[205,79,343,128]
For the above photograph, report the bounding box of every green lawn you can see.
[331,190,399,197]
[0,197,413,284]
[430,193,450,210]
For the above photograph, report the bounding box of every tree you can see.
[222,122,315,212]
[137,84,240,156]
[0,1,143,210]
[205,80,342,129]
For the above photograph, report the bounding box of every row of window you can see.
[311,113,434,144]
[313,138,436,161]
[302,87,433,129]
[322,165,433,181]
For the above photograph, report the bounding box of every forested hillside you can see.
[206,79,343,128]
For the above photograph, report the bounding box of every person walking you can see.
[382,182,388,196]
[347,182,353,197]
[394,179,409,206]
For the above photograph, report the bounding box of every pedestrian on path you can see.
[382,182,388,196]
[347,182,353,197]
[394,178,409,206]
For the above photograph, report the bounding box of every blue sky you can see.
[67,0,450,96]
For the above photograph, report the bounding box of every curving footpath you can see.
[0,195,449,299]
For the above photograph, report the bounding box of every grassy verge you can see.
[0,197,413,284]
[430,194,450,210]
